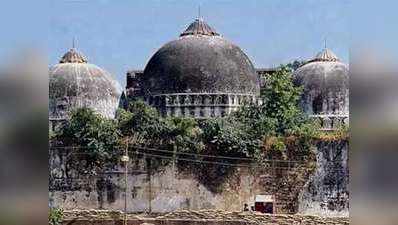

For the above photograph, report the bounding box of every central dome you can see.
[142,19,259,96]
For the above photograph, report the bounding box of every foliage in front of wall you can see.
[52,108,121,173]
[316,124,350,141]
[49,208,63,225]
[50,63,345,193]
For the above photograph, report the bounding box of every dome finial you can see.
[198,4,202,20]
[324,37,327,49]
[72,37,76,49]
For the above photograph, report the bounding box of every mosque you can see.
[49,17,349,215]
[49,17,349,130]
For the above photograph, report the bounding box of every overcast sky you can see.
[46,0,350,86]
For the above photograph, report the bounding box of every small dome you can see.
[180,18,219,37]
[59,48,88,64]
[49,48,122,120]
[306,48,340,64]
[294,48,349,115]
[142,19,259,95]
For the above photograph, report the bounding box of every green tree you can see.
[286,60,305,71]
[49,208,63,225]
[118,100,204,151]
[56,107,120,168]
[199,118,259,158]
[261,65,306,134]
[166,117,204,153]
[229,65,318,160]
[118,100,170,140]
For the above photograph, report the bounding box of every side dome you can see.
[142,19,259,95]
[294,48,349,115]
[49,48,122,121]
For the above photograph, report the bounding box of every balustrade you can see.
[310,114,349,131]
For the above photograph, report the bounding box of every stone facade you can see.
[145,93,258,118]
[309,115,349,131]
[49,141,348,217]
[61,210,349,225]
[298,141,349,217]
[126,69,273,118]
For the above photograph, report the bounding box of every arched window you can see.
[312,95,323,114]
[200,108,205,117]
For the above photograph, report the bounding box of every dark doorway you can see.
[264,202,273,214]
[254,202,274,214]
[312,95,323,114]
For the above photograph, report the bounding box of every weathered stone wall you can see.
[50,140,348,216]
[298,140,349,217]
[61,210,349,225]
[64,219,349,225]
[50,153,308,214]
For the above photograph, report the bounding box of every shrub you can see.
[49,208,63,225]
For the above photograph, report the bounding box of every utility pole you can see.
[120,134,144,224]
[146,156,152,214]
[121,139,130,225]
[172,143,177,170]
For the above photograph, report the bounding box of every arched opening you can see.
[312,95,323,114]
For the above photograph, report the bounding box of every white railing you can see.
[309,114,349,131]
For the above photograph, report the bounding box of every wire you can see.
[132,150,348,171]
[51,145,255,161]
[55,150,321,170]
[133,151,252,167]
[132,146,254,161]
[132,146,312,164]
[51,145,309,163]
[131,151,312,168]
